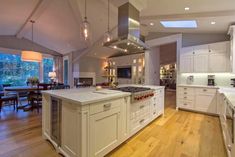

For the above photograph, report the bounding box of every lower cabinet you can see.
[89,107,121,157]
[195,93,217,114]
[177,86,218,114]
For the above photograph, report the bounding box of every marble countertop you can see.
[42,85,164,105]
[218,87,235,108]
[178,84,220,89]
[42,88,131,105]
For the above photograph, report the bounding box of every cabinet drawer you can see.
[178,100,194,109]
[178,87,194,94]
[89,99,121,115]
[178,94,195,101]
[195,88,217,94]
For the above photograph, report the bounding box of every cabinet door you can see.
[180,47,194,73]
[42,94,51,137]
[195,93,217,113]
[180,55,194,73]
[209,53,228,72]
[193,45,209,72]
[193,54,209,72]
[89,107,121,157]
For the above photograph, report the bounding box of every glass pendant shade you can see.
[104,31,112,42]
[81,18,90,41]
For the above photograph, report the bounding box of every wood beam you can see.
[16,0,52,38]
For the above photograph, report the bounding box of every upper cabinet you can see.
[180,41,230,73]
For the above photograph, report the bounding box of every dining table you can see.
[4,86,44,111]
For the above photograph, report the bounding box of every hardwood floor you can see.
[0,92,227,157]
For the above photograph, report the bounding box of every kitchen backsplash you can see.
[179,73,235,87]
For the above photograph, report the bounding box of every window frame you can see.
[0,48,55,85]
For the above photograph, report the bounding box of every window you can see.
[63,59,68,85]
[43,58,54,83]
[0,53,39,86]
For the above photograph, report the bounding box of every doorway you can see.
[159,42,177,109]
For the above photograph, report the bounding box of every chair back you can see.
[37,83,52,90]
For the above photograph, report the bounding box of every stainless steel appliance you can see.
[113,86,154,103]
[208,75,215,86]
[231,79,235,87]
[226,100,235,145]
[51,97,62,146]
[103,2,148,53]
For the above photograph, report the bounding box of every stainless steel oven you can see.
[226,100,235,144]
[51,97,62,146]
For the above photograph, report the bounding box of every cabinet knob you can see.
[184,97,187,99]
[203,89,207,92]
[184,92,187,94]
[140,105,145,109]
[139,119,145,123]
[103,103,111,110]
[184,103,187,106]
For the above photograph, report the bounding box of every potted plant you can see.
[27,77,39,87]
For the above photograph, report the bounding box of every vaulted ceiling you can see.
[0,0,235,59]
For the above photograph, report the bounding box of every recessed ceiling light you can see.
[211,21,216,25]
[113,46,117,49]
[150,22,154,26]
[184,7,190,11]
[160,20,197,28]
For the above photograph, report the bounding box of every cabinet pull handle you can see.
[103,103,111,110]
[184,92,187,94]
[184,97,187,99]
[203,89,207,92]
[153,112,156,115]
[184,88,187,90]
[228,145,232,151]
[184,103,187,106]
[140,105,145,109]
[139,119,145,123]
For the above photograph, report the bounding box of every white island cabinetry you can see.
[42,86,165,157]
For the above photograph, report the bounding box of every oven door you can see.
[226,101,234,144]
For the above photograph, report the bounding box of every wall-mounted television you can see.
[117,66,132,79]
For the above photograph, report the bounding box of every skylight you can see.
[160,20,197,28]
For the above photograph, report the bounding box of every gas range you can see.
[113,86,155,103]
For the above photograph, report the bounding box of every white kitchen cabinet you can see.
[193,53,209,72]
[228,25,235,73]
[177,86,218,114]
[180,47,194,73]
[193,45,209,72]
[180,41,230,73]
[61,102,80,157]
[195,92,217,114]
[42,94,51,138]
[89,107,121,157]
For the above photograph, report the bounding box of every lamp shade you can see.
[48,72,56,78]
[21,51,42,62]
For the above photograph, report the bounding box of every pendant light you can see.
[21,20,42,62]
[103,0,112,42]
[81,0,90,41]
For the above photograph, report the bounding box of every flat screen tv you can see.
[117,67,132,79]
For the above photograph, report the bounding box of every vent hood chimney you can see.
[103,2,148,53]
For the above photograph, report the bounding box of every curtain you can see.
[53,56,63,83]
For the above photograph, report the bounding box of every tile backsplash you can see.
[179,73,235,87]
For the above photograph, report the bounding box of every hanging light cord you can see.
[30,20,35,50]
[108,0,110,31]
[85,0,87,20]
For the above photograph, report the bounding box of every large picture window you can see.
[0,53,39,86]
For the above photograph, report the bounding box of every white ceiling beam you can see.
[16,0,52,38]
[141,10,235,20]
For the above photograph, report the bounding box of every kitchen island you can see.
[42,85,165,157]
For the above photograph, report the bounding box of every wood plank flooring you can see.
[0,91,227,157]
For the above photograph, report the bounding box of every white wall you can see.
[145,47,160,85]
[72,55,106,84]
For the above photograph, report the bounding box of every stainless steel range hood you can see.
[103,2,148,53]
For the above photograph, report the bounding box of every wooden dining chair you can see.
[29,83,52,113]
[0,95,18,112]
